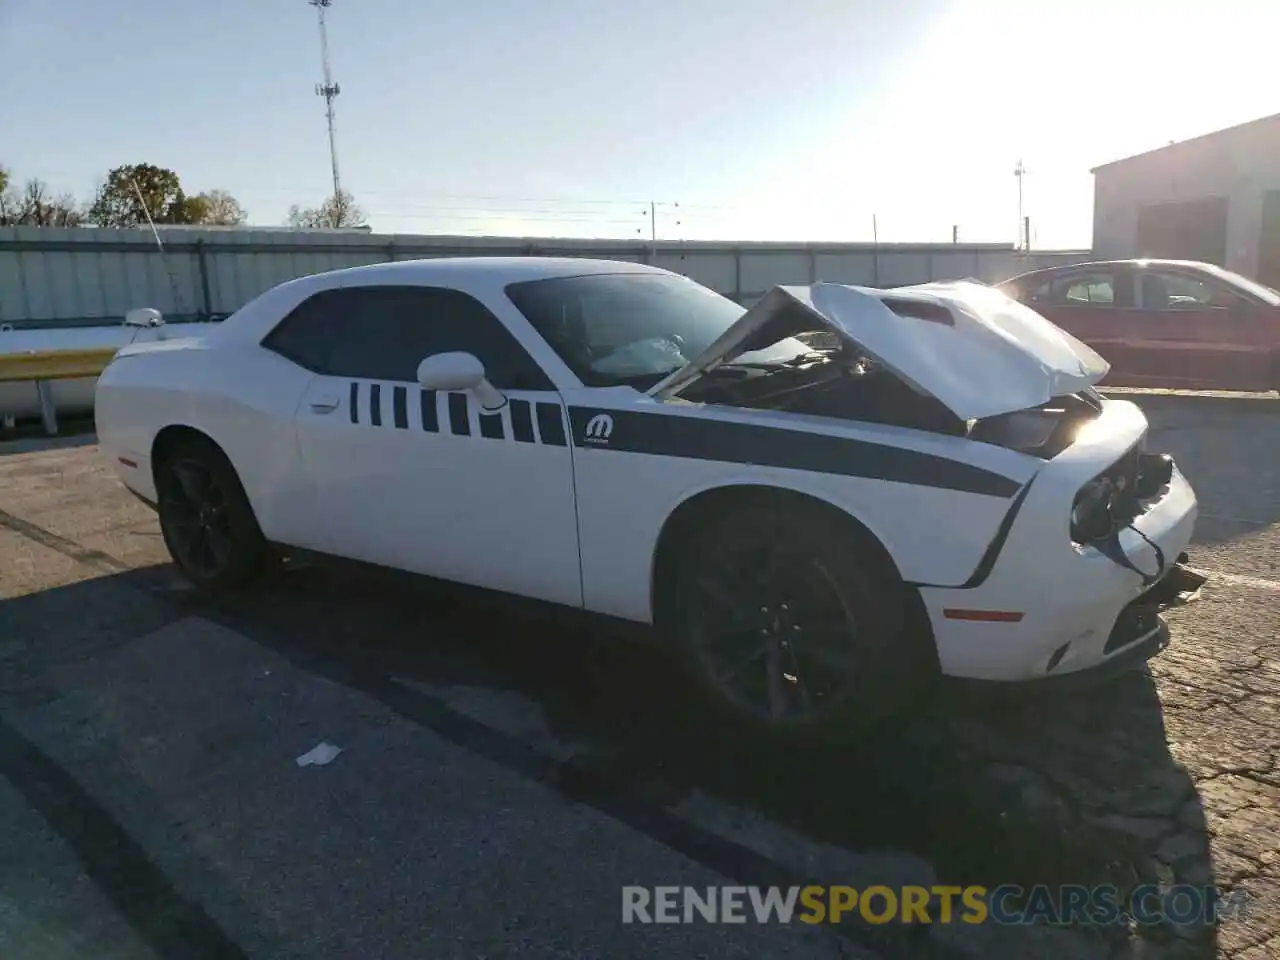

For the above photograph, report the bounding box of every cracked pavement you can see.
[0,393,1276,959]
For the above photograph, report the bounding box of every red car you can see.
[997,259,1280,392]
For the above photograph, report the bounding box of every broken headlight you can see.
[1135,453,1174,498]
[1070,476,1116,544]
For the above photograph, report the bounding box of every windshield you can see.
[1198,262,1280,305]
[505,272,807,387]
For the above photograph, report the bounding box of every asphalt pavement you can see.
[0,392,1277,959]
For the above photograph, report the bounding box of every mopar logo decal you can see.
[584,413,614,443]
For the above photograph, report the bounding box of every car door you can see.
[267,283,582,608]
[1025,267,1145,384]
[1130,266,1275,390]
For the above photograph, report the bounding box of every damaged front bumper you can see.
[920,399,1199,683]
[935,561,1205,693]
[1037,559,1205,688]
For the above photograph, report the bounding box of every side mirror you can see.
[416,352,506,411]
[124,308,164,329]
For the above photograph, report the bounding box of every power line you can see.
[362,212,652,225]
[224,190,717,212]
[109,182,727,210]
[324,202,662,217]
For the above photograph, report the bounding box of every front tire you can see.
[156,436,267,594]
[664,503,916,739]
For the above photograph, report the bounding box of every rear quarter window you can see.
[260,290,339,372]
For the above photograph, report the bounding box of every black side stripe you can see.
[955,475,1036,585]
[448,393,470,436]
[420,389,438,432]
[392,386,408,429]
[535,402,566,446]
[509,399,535,443]
[479,410,504,440]
[567,407,1021,498]
[348,384,572,449]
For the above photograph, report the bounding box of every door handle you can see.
[309,395,341,414]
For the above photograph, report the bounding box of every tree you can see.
[0,173,83,226]
[0,166,13,223]
[191,188,247,226]
[180,193,211,225]
[286,189,367,229]
[18,180,84,226]
[87,163,195,227]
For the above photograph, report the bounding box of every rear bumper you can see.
[98,437,156,505]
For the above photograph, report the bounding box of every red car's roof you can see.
[1002,259,1280,306]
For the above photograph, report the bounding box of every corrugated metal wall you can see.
[0,226,1091,329]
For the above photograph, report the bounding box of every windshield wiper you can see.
[721,350,835,371]
[783,350,837,366]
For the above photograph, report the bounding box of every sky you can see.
[2,0,1277,248]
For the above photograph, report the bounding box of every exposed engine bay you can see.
[681,340,1105,459]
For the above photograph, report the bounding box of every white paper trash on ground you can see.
[296,742,343,767]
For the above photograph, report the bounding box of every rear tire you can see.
[155,436,267,595]
[662,502,917,740]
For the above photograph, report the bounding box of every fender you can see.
[565,400,1027,623]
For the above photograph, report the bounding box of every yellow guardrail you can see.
[0,348,117,383]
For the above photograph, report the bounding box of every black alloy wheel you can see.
[156,437,266,592]
[669,503,913,737]
[160,456,235,579]
[686,542,862,726]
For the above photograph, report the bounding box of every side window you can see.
[263,286,553,391]
[1139,270,1236,310]
[261,290,341,371]
[1049,272,1116,306]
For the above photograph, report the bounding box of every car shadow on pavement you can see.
[136,559,1221,957]
[0,561,1221,957]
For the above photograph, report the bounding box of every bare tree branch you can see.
[285,190,367,229]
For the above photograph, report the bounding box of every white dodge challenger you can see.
[95,257,1199,734]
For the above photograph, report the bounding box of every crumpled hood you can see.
[648,280,1110,421]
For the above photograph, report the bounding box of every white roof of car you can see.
[314,256,660,285]
[208,257,667,344]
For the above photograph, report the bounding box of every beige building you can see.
[1091,112,1280,287]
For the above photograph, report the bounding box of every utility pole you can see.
[641,201,680,252]
[310,0,342,200]
[871,214,880,286]
[1013,158,1026,250]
